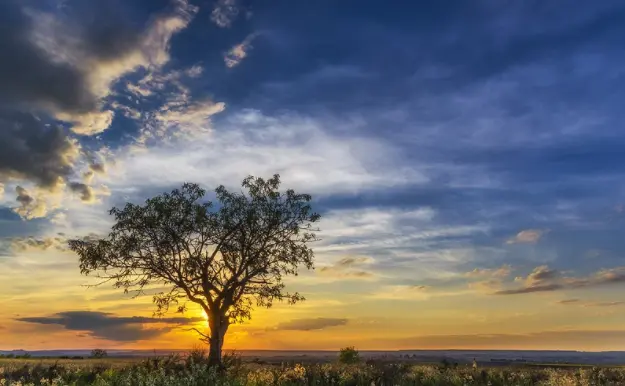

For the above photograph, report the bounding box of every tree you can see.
[90,349,108,359]
[338,346,360,364]
[68,175,320,367]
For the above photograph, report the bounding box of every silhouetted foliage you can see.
[90,349,108,359]
[338,346,361,364]
[69,174,320,368]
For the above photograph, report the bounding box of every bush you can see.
[90,349,108,359]
[338,346,361,364]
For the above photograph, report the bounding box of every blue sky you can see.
[1,0,625,350]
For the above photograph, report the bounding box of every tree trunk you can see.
[207,311,229,369]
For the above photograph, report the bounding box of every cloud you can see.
[274,318,348,331]
[557,299,625,307]
[153,99,226,139]
[557,299,580,304]
[0,113,79,191]
[9,236,67,253]
[465,265,512,279]
[468,280,505,293]
[68,182,95,203]
[211,0,239,28]
[0,0,197,207]
[506,229,547,244]
[368,284,436,301]
[494,265,625,295]
[3,0,197,135]
[317,256,375,280]
[104,109,421,197]
[522,265,560,286]
[585,301,625,307]
[13,186,50,219]
[371,330,625,350]
[123,65,226,144]
[224,33,257,68]
[17,311,203,342]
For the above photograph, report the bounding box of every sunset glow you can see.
[2,0,625,353]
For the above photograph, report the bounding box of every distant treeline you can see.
[0,353,85,359]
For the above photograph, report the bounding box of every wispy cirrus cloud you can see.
[273,318,348,331]
[465,265,512,279]
[101,109,421,197]
[317,256,376,280]
[557,299,625,307]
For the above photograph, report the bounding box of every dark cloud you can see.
[89,163,106,174]
[0,0,195,202]
[17,311,204,342]
[274,317,348,331]
[68,182,95,202]
[0,112,77,189]
[0,1,95,114]
[66,0,145,62]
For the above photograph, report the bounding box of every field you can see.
[3,354,625,386]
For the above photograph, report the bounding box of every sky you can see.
[1,0,625,352]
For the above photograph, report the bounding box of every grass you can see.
[2,355,625,385]
[0,359,140,369]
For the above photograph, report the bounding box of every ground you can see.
[2,355,625,385]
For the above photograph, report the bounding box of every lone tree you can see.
[90,349,108,359]
[68,175,320,367]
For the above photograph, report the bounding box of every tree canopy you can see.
[68,174,320,366]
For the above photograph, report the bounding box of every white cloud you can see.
[102,109,424,196]
[211,0,239,28]
[465,265,512,279]
[319,207,436,239]
[224,33,257,68]
[506,229,547,244]
[153,99,226,139]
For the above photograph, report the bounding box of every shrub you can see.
[338,346,361,364]
[90,349,108,359]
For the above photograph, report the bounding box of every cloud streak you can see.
[17,311,203,342]
[274,318,348,331]
[506,229,547,245]
[494,266,625,295]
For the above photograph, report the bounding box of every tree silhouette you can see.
[68,175,320,367]
[90,349,108,359]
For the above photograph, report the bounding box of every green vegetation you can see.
[338,347,360,365]
[2,355,625,386]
